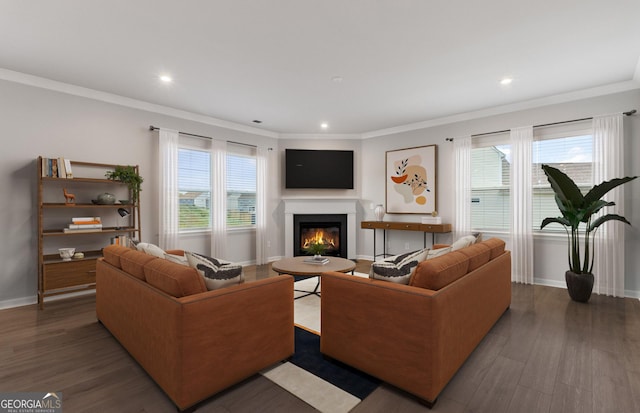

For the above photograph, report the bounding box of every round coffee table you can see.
[272,256,356,298]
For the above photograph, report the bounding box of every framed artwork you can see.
[385,144,437,214]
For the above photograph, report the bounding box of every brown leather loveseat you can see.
[96,245,294,411]
[320,238,511,406]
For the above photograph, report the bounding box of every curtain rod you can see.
[149,125,270,149]
[445,109,637,142]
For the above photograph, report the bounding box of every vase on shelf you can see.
[374,204,385,221]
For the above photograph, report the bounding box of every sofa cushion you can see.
[120,250,158,280]
[185,251,245,290]
[457,242,492,272]
[144,259,207,297]
[102,245,132,269]
[369,248,429,285]
[482,238,506,260]
[410,251,470,290]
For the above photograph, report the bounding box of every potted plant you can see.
[540,164,636,302]
[304,242,327,258]
[105,165,143,203]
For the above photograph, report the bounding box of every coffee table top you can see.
[272,256,356,276]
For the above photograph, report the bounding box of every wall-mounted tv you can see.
[285,149,354,189]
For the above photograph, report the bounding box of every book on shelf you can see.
[64,158,73,178]
[303,256,330,265]
[111,235,129,246]
[68,223,102,229]
[57,157,67,179]
[63,227,102,234]
[72,217,102,224]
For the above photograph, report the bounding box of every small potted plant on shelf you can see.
[540,164,636,302]
[105,166,143,203]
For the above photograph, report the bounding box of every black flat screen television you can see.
[285,149,354,189]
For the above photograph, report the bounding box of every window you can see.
[177,144,257,231]
[226,151,256,228]
[470,126,592,232]
[178,148,211,230]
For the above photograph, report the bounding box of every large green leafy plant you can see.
[540,164,636,274]
[105,165,143,203]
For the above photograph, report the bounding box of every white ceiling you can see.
[1,0,639,136]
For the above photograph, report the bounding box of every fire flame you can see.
[302,230,336,249]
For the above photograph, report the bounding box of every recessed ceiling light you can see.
[320,123,329,130]
[160,75,173,83]
[331,76,343,83]
[500,77,513,85]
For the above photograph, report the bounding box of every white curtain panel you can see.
[210,139,227,258]
[592,114,625,297]
[158,128,180,250]
[510,126,534,284]
[255,147,268,265]
[453,136,472,240]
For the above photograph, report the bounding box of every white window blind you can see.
[470,125,592,232]
[178,148,211,230]
[226,146,256,228]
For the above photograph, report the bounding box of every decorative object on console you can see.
[540,164,637,303]
[373,204,385,221]
[62,188,75,205]
[386,144,437,214]
[105,165,143,203]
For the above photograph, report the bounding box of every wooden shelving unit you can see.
[37,157,142,309]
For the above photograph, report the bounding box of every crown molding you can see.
[362,80,640,139]
[278,133,363,140]
[0,68,279,138]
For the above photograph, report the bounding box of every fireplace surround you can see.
[283,199,358,258]
[294,214,348,257]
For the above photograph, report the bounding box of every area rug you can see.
[293,272,369,333]
[262,327,380,413]
[262,272,378,413]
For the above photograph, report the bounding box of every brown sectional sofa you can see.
[320,238,511,406]
[96,245,294,411]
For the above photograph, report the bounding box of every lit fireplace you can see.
[301,227,339,253]
[294,214,347,257]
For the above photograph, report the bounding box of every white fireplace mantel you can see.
[283,198,358,258]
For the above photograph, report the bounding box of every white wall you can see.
[1,76,638,307]
[0,79,279,307]
[359,89,640,296]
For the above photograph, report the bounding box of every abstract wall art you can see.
[385,144,437,214]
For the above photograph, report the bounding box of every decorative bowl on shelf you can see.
[58,248,76,261]
[118,200,130,205]
[96,192,116,204]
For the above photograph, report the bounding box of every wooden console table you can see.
[361,221,452,259]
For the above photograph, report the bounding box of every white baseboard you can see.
[0,295,37,310]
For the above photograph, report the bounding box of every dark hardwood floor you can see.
[1,261,639,412]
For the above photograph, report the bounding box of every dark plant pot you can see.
[565,271,594,303]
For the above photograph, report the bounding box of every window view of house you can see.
[226,153,256,228]
[471,133,592,232]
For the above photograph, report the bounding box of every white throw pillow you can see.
[136,242,166,258]
[427,246,453,259]
[164,253,188,265]
[451,235,478,251]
